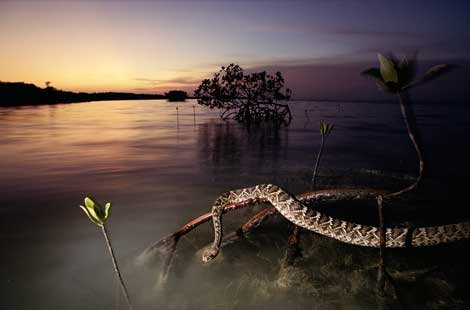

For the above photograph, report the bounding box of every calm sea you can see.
[1,99,469,309]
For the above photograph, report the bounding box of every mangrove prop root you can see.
[138,188,386,282]
[284,225,302,266]
[377,195,386,296]
[240,205,277,234]
[375,196,400,300]
[137,198,265,266]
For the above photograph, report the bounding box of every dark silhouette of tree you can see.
[45,81,51,88]
[165,90,188,102]
[194,64,292,125]
[0,81,165,106]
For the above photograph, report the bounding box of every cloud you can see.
[246,58,469,101]
[245,17,427,38]
[133,76,201,86]
[132,78,200,95]
[133,52,468,99]
[329,28,424,38]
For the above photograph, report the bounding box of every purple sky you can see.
[1,0,469,100]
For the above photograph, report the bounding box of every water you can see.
[1,99,469,309]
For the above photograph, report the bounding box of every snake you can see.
[202,184,470,262]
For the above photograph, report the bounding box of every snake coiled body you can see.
[202,184,470,262]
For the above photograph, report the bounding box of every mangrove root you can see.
[138,188,386,283]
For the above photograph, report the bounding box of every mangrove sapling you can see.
[362,53,455,197]
[310,121,333,191]
[363,53,455,295]
[289,121,332,266]
[79,197,133,310]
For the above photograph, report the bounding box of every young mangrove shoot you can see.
[310,121,333,190]
[79,197,133,310]
[362,53,455,197]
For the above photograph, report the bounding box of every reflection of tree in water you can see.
[197,121,289,179]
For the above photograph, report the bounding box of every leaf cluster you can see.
[195,64,291,106]
[319,121,333,136]
[362,53,455,93]
[79,197,111,227]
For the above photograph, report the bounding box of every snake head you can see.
[202,246,219,263]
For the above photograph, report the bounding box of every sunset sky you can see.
[1,0,469,99]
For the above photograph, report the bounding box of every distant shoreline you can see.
[1,81,464,107]
[0,81,191,107]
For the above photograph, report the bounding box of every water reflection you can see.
[197,121,289,180]
[1,99,470,309]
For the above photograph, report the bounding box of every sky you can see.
[1,0,469,100]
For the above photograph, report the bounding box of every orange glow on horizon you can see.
[0,2,212,94]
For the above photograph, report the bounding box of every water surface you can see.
[1,99,469,309]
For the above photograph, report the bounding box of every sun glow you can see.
[1,1,468,98]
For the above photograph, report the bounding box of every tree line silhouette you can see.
[0,82,191,106]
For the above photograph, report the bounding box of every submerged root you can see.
[276,263,317,294]
[135,202,277,283]
[283,225,302,266]
[136,233,180,268]
[136,232,181,285]
[140,188,386,283]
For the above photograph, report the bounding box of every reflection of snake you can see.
[202,184,470,262]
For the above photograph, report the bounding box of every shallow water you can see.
[1,99,469,309]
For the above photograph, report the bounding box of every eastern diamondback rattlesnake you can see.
[202,184,470,262]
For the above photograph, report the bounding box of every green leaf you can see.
[84,197,97,210]
[403,64,456,90]
[104,202,111,221]
[79,205,103,226]
[361,68,389,92]
[325,124,333,135]
[361,68,382,80]
[421,64,455,83]
[319,122,333,136]
[83,197,105,226]
[85,197,102,219]
[398,55,417,87]
[378,53,398,83]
